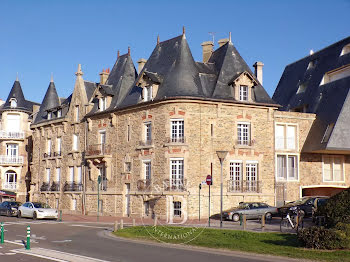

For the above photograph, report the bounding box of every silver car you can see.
[223,202,278,222]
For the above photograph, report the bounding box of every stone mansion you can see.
[1,31,350,220]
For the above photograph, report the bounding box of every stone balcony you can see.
[0,130,25,140]
[2,182,17,191]
[86,144,111,158]
[0,155,24,165]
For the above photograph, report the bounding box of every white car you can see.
[18,202,58,220]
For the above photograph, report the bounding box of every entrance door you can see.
[4,171,17,190]
[125,183,130,216]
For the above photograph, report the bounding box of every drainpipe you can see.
[82,110,88,215]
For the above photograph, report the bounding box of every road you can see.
[0,216,299,262]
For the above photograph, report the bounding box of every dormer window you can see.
[48,112,52,120]
[340,44,350,56]
[239,85,248,101]
[143,85,153,102]
[57,109,62,118]
[99,97,107,111]
[10,99,17,108]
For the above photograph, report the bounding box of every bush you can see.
[315,188,350,227]
[298,223,350,250]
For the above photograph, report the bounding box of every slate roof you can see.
[273,36,350,152]
[120,34,276,108]
[1,79,40,113]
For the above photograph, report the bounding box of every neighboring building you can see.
[0,78,40,202]
[31,31,284,220]
[273,36,350,203]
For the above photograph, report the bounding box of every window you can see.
[229,162,242,191]
[323,156,344,182]
[171,119,184,142]
[75,105,79,122]
[246,162,258,192]
[277,155,298,180]
[10,99,17,108]
[321,123,334,143]
[56,168,61,182]
[211,123,214,137]
[6,144,18,157]
[100,131,106,144]
[57,109,62,118]
[77,166,82,183]
[73,134,78,151]
[72,199,77,211]
[275,124,296,150]
[144,161,151,180]
[143,85,153,102]
[125,162,131,173]
[320,65,350,85]
[296,83,307,94]
[340,44,350,56]
[144,201,150,216]
[56,138,61,154]
[99,97,107,111]
[239,85,248,101]
[46,168,51,183]
[173,201,182,217]
[69,167,74,182]
[127,125,131,142]
[98,165,107,191]
[47,139,52,155]
[7,114,20,131]
[237,123,250,145]
[48,112,52,120]
[144,122,152,142]
[170,159,184,189]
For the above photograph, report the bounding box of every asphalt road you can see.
[0,216,299,262]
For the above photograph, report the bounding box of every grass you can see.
[113,226,350,262]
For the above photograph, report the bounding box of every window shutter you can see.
[286,126,296,149]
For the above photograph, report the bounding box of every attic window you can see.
[321,123,335,143]
[99,97,107,111]
[239,85,248,101]
[10,99,17,108]
[47,112,52,120]
[307,60,316,70]
[57,109,62,118]
[143,85,153,102]
[296,83,307,94]
[340,44,350,56]
[320,64,350,85]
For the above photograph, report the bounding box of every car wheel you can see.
[265,212,272,220]
[17,211,22,218]
[33,212,37,220]
[6,210,11,217]
[232,213,240,222]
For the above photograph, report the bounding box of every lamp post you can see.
[216,150,228,228]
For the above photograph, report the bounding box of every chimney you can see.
[137,58,147,73]
[201,41,214,63]
[99,68,110,85]
[218,38,229,47]
[253,62,264,85]
[0,99,4,107]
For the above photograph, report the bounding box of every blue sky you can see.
[0,0,349,103]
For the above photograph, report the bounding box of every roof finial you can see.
[229,32,232,43]
[157,35,160,45]
[128,46,130,55]
[117,50,120,58]
[50,72,54,83]
[16,72,19,81]
[75,64,83,76]
[182,26,185,35]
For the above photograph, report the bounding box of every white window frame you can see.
[99,130,106,144]
[171,119,184,142]
[170,158,184,189]
[144,122,152,142]
[6,143,18,157]
[239,85,248,101]
[143,160,151,180]
[69,166,74,182]
[10,99,17,108]
[276,154,299,181]
[237,122,251,146]
[47,139,52,154]
[73,134,78,151]
[56,167,61,182]
[75,105,79,122]
[275,123,297,150]
[245,161,258,192]
[322,155,345,182]
[143,85,153,102]
[46,168,51,183]
[57,109,62,118]
[229,161,243,191]
[77,166,82,184]
[47,112,52,120]
[173,201,182,217]
[56,137,61,154]
[99,97,107,111]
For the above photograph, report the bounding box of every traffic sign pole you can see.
[198,184,201,221]
[206,175,212,227]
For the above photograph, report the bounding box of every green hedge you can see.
[298,223,350,250]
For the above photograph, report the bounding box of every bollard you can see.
[132,218,136,227]
[261,214,265,232]
[120,219,124,230]
[154,217,157,226]
[114,221,119,232]
[26,226,30,250]
[243,215,247,231]
[0,223,4,244]
[239,214,243,226]
[59,210,62,222]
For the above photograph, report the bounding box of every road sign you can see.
[206,175,212,185]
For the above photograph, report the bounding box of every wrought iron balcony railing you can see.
[227,180,262,193]
[139,139,153,147]
[50,181,60,191]
[137,179,152,191]
[40,182,50,192]
[164,178,187,192]
[86,144,111,156]
[235,139,255,147]
[63,182,83,192]
[166,136,186,144]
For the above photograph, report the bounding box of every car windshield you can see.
[8,202,21,207]
[33,203,51,209]
[291,197,312,205]
[238,203,250,209]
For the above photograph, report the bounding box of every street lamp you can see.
[216,150,228,228]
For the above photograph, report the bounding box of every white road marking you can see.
[51,240,72,243]
[69,224,110,229]
[5,252,16,255]
[4,240,24,246]
[12,247,112,262]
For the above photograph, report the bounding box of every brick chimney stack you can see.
[201,41,214,63]
[99,68,110,85]
[253,62,264,85]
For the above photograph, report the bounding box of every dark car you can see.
[278,196,329,217]
[0,201,22,217]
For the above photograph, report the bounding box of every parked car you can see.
[278,196,329,217]
[18,202,58,220]
[222,202,278,222]
[0,201,22,217]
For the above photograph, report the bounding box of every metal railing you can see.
[164,178,187,191]
[86,144,111,156]
[139,139,153,147]
[0,155,24,165]
[54,151,62,157]
[40,182,50,192]
[166,136,186,143]
[63,182,83,192]
[235,139,255,146]
[50,182,60,191]
[227,180,262,193]
[2,182,17,190]
[137,179,152,191]
[0,130,25,139]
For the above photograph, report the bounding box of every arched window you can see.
[10,99,17,108]
[4,170,17,190]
